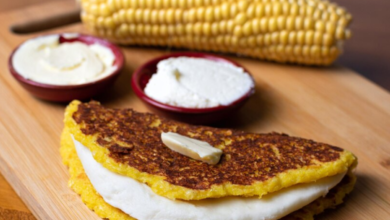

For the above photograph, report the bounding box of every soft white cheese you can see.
[73,136,345,220]
[144,57,254,108]
[12,34,117,85]
[161,132,223,165]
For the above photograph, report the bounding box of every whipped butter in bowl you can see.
[131,52,255,124]
[8,33,124,102]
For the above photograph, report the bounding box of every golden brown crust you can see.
[72,101,345,190]
[61,125,356,220]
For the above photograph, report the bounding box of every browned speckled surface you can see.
[73,101,344,190]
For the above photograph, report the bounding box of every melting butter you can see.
[161,132,223,165]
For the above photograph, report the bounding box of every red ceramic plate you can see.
[8,33,124,102]
[131,52,255,124]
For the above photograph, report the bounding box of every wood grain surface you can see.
[0,1,390,220]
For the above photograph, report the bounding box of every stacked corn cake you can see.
[61,100,357,219]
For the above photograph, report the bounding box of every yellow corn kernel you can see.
[260,18,268,32]
[264,3,272,16]
[150,10,159,24]
[279,31,288,45]
[129,0,137,8]
[271,32,279,44]
[96,16,105,27]
[171,0,179,8]
[311,45,321,57]
[128,24,136,35]
[272,2,282,16]
[119,24,128,36]
[214,6,221,20]
[154,0,162,8]
[247,36,256,47]
[226,20,235,32]
[296,31,305,45]
[290,3,299,16]
[230,3,238,17]
[205,7,213,22]
[202,23,211,36]
[99,4,111,16]
[243,22,252,36]
[125,9,134,23]
[134,9,142,23]
[255,35,263,46]
[282,2,290,15]
[233,26,242,37]
[246,4,255,18]
[238,0,248,12]
[304,17,314,30]
[295,17,303,30]
[221,3,229,19]
[158,10,166,23]
[285,16,294,30]
[178,0,186,8]
[218,20,227,33]
[313,9,322,20]
[175,9,183,22]
[255,3,264,17]
[234,13,246,25]
[104,17,115,28]
[323,33,334,46]
[288,31,296,44]
[211,22,219,35]
[313,31,322,45]
[196,7,205,21]
[166,9,174,23]
[302,45,310,56]
[151,25,159,36]
[305,30,314,45]
[187,8,196,22]
[252,19,260,34]
[335,26,345,39]
[175,24,185,35]
[268,17,277,32]
[145,0,153,8]
[144,24,152,35]
[90,4,99,16]
[277,16,286,30]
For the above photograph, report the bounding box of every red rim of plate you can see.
[131,52,255,114]
[8,33,124,90]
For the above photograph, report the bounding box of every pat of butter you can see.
[161,132,222,165]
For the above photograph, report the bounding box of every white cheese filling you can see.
[73,136,345,220]
[12,34,117,85]
[144,57,254,108]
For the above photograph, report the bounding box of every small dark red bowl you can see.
[131,52,255,124]
[8,33,124,102]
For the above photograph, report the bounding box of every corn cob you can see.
[80,0,352,65]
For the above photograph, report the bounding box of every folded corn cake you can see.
[61,100,357,220]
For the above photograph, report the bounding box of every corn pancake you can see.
[64,100,356,200]
[60,127,356,220]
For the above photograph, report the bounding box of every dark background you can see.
[335,0,390,91]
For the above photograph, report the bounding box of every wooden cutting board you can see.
[1,1,390,220]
